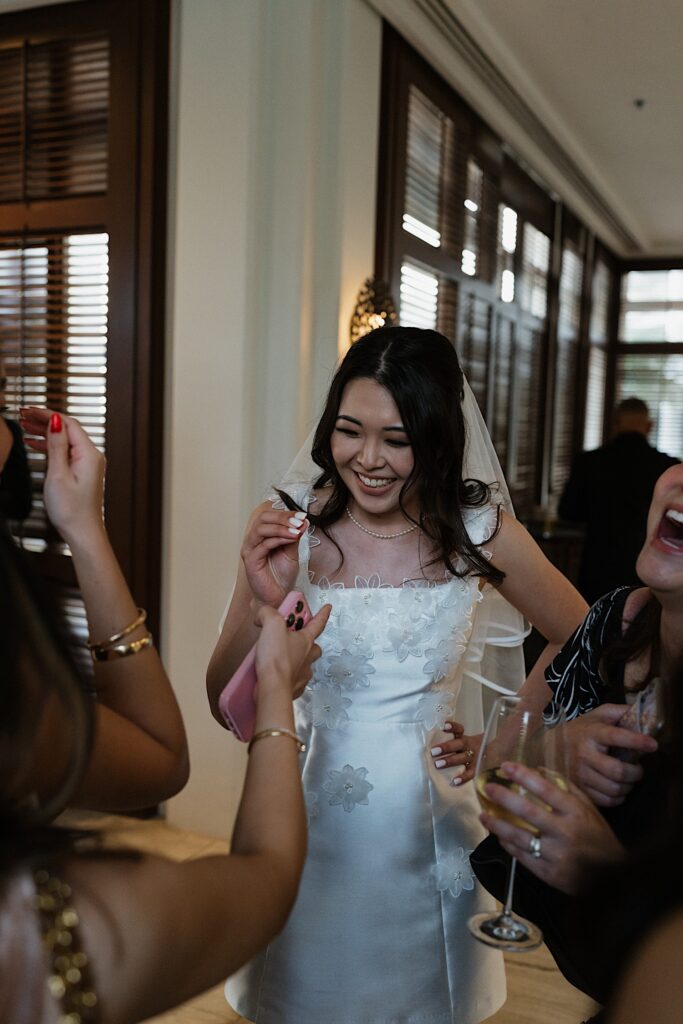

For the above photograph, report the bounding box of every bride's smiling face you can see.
[330,377,416,520]
[636,464,683,597]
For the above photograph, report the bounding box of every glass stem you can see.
[502,856,518,917]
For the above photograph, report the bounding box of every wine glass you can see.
[467,694,568,951]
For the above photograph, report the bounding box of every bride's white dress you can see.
[226,502,513,1024]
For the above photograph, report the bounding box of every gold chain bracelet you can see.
[91,633,154,663]
[248,728,306,754]
[87,608,147,652]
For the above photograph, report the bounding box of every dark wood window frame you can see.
[0,0,169,646]
[374,23,629,517]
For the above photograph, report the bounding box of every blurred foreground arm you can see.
[21,407,189,810]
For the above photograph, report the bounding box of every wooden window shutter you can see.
[403,86,448,249]
[508,322,544,510]
[0,0,169,664]
[583,258,612,449]
[399,258,440,329]
[0,34,109,202]
[519,223,551,320]
[0,232,108,546]
[551,243,584,494]
[490,313,514,471]
[457,290,491,414]
[0,46,23,201]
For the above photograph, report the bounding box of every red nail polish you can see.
[50,413,62,433]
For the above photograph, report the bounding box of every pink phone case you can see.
[218,591,312,742]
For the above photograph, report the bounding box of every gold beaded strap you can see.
[33,869,99,1023]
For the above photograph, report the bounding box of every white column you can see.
[163,0,381,836]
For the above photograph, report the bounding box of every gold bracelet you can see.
[87,607,147,652]
[91,633,154,662]
[248,728,306,754]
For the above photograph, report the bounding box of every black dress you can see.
[0,417,32,522]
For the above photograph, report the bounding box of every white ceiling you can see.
[371,0,682,257]
[3,0,681,257]
[448,0,683,257]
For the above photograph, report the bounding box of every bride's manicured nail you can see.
[287,527,300,536]
[50,413,62,433]
[289,516,303,527]
[293,510,307,521]
[450,776,463,787]
[431,747,442,756]
[443,723,453,732]
[435,759,447,768]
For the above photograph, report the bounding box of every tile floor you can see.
[60,811,596,1024]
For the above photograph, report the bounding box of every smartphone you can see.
[613,677,664,762]
[218,590,312,742]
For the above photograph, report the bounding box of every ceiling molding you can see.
[367,0,644,255]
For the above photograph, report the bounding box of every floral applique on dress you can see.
[433,849,477,899]
[322,764,374,812]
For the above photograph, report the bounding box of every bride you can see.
[207,326,587,1024]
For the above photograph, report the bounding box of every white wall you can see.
[163,0,381,836]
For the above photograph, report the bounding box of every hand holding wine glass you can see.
[479,760,625,895]
[468,695,568,951]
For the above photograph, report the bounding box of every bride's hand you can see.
[430,721,483,785]
[241,503,309,607]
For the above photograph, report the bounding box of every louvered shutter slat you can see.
[0,232,109,551]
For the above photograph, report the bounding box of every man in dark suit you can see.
[559,397,679,604]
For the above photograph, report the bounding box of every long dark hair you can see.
[0,526,94,869]
[278,326,504,584]
[601,591,662,693]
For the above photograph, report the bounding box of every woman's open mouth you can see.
[656,508,683,552]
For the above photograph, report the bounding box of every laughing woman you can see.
[207,327,587,1024]
[471,462,683,1010]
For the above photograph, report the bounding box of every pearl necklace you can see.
[345,505,419,540]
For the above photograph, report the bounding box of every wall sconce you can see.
[349,277,398,344]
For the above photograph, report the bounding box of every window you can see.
[375,24,625,518]
[403,86,446,249]
[399,259,439,329]
[0,232,108,556]
[615,268,683,460]
[615,354,683,458]
[551,242,584,494]
[519,223,550,320]
[620,270,683,343]
[461,159,483,276]
[583,258,612,449]
[497,205,517,303]
[0,0,169,658]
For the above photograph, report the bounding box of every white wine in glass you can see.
[468,695,568,951]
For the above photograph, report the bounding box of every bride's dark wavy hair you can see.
[278,326,504,584]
